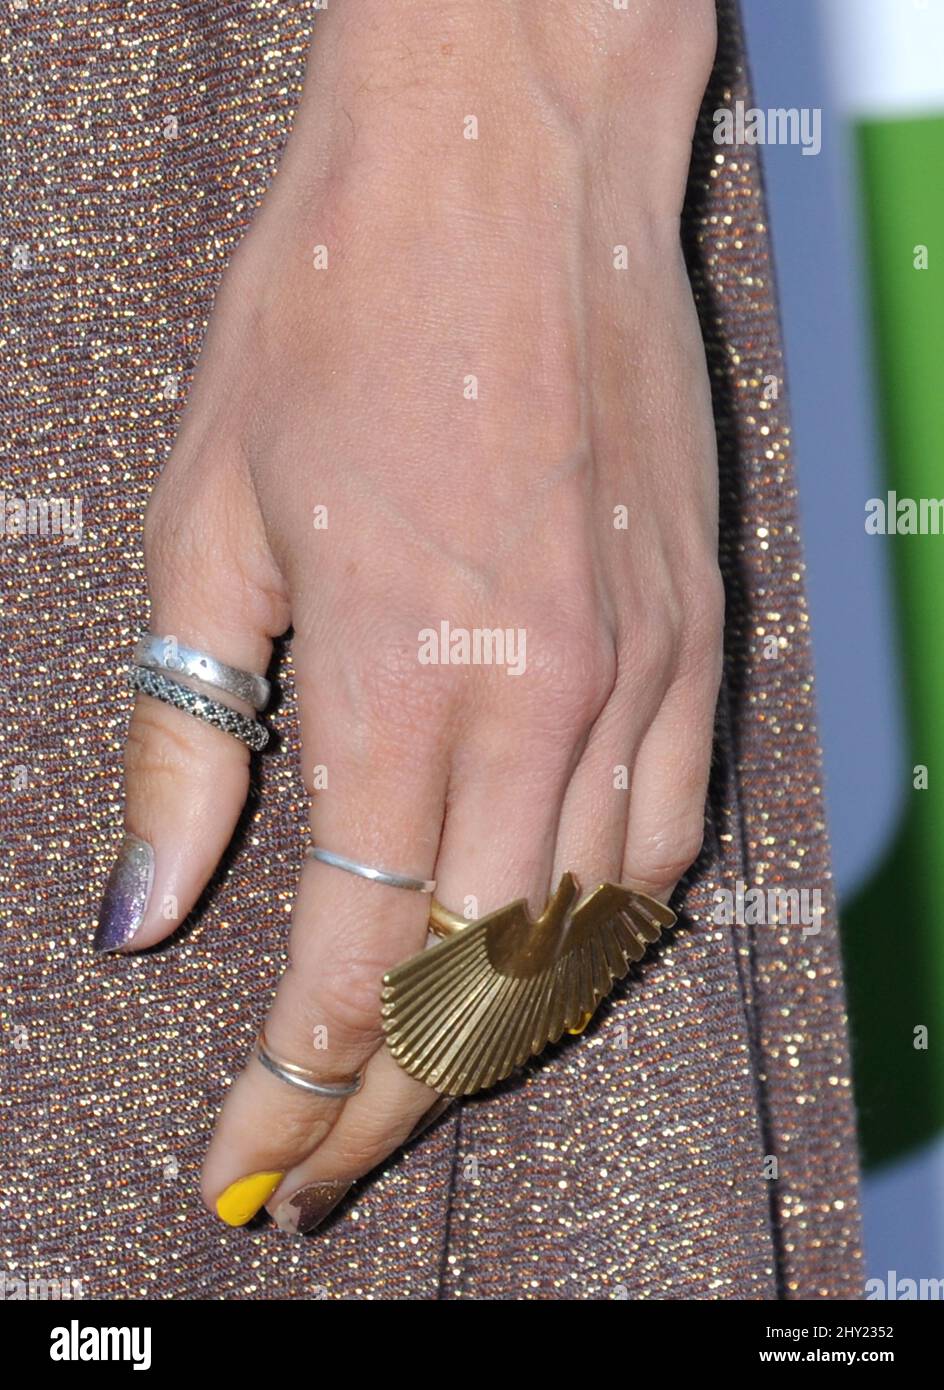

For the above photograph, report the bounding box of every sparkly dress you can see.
[0,0,863,1297]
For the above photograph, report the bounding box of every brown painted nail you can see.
[273,1180,352,1236]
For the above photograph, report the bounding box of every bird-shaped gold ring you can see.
[381,874,676,1097]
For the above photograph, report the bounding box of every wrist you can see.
[325,1,717,105]
[266,1,716,235]
[321,0,715,119]
[318,6,709,135]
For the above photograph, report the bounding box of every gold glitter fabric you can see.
[0,0,863,1298]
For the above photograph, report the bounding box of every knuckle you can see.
[685,564,726,652]
[638,1,717,88]
[314,948,388,1044]
[263,1101,334,1156]
[622,560,724,694]
[142,458,289,636]
[344,626,460,739]
[633,824,706,890]
[624,608,678,689]
[521,619,618,728]
[671,566,725,697]
[142,478,210,606]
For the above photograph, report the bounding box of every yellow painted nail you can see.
[566,1010,596,1036]
[215,1171,284,1227]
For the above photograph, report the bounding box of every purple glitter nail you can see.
[94,833,154,952]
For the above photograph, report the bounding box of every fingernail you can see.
[407,1095,455,1143]
[93,833,155,952]
[215,1171,284,1228]
[566,1009,596,1036]
[273,1180,352,1236]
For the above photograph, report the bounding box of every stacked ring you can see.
[128,632,272,750]
[134,633,271,711]
[128,666,270,751]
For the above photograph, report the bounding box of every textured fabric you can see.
[0,0,863,1298]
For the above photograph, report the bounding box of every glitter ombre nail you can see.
[93,834,154,952]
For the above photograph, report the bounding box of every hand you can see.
[97,0,722,1233]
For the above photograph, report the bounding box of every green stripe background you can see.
[842,114,944,1167]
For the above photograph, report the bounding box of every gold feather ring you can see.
[381,874,676,1097]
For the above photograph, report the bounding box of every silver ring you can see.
[129,666,269,751]
[308,846,436,894]
[253,1034,362,1098]
[134,633,271,711]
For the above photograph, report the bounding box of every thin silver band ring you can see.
[307,845,436,894]
[134,633,271,711]
[253,1033,362,1099]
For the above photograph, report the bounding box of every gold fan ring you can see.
[381,876,677,1098]
[428,899,474,938]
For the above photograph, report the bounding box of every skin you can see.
[112,0,724,1229]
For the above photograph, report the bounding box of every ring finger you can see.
[201,651,451,1227]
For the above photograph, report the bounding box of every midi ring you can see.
[134,633,271,711]
[129,666,269,751]
[308,846,436,894]
[253,1030,362,1098]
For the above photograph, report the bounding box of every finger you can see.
[95,453,289,953]
[265,714,637,1238]
[203,649,451,1226]
[433,709,576,919]
[621,608,724,901]
[264,680,662,1236]
[430,610,621,916]
[248,647,620,1231]
[259,710,577,1233]
[252,699,578,1235]
[410,711,580,1107]
[269,697,630,1232]
[265,1048,450,1235]
[549,677,663,889]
